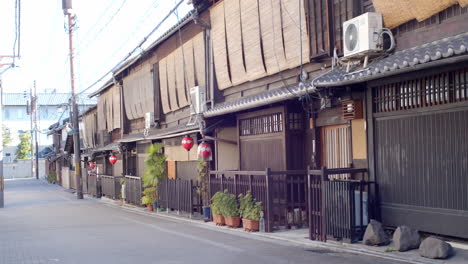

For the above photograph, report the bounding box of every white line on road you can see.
[120,216,244,253]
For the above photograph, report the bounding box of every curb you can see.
[98,198,438,264]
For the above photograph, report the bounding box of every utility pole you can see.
[63,0,83,199]
[33,81,39,180]
[0,78,4,208]
[29,87,33,179]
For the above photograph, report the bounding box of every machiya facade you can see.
[47,0,468,241]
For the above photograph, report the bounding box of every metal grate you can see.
[239,112,283,136]
[342,100,363,120]
[374,69,468,113]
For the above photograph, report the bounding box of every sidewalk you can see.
[98,197,468,264]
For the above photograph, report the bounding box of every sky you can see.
[0,0,191,101]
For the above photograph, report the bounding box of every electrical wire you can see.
[77,0,186,96]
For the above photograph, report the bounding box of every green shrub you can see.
[47,172,57,184]
[141,143,166,204]
[221,190,239,217]
[211,191,225,216]
[239,191,262,221]
[141,187,157,205]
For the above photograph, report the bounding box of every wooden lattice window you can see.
[239,113,283,136]
[373,69,468,113]
[288,112,303,130]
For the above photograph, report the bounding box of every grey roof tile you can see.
[315,32,468,87]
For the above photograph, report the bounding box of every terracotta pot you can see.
[120,199,124,205]
[242,218,259,232]
[213,215,225,226]
[147,204,154,212]
[225,216,241,228]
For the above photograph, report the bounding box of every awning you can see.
[118,133,145,143]
[50,153,66,163]
[314,32,468,88]
[203,82,306,118]
[92,142,121,153]
[145,124,200,140]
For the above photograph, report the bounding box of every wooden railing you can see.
[125,175,142,206]
[308,167,377,243]
[158,178,202,215]
[87,174,100,198]
[209,170,308,232]
[101,175,123,200]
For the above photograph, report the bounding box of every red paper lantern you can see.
[197,142,212,159]
[109,155,117,164]
[181,136,194,151]
[88,161,96,169]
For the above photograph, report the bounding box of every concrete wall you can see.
[62,167,70,189]
[3,159,46,179]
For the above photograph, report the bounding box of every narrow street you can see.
[0,179,399,264]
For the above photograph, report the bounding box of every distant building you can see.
[2,92,96,162]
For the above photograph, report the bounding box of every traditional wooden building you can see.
[79,0,468,240]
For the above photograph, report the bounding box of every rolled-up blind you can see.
[193,32,206,88]
[259,0,288,74]
[281,0,310,69]
[210,1,232,90]
[166,53,179,111]
[241,0,266,81]
[225,0,247,85]
[175,47,189,108]
[123,66,154,120]
[158,57,171,114]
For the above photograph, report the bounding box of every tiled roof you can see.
[315,32,468,87]
[203,84,308,118]
[2,93,97,106]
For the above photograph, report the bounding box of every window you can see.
[239,112,283,136]
[373,69,468,113]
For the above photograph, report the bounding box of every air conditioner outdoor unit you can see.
[343,12,383,58]
[145,112,155,129]
[189,86,206,114]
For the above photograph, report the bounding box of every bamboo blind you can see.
[175,47,189,108]
[97,91,107,130]
[281,0,310,69]
[166,53,180,111]
[112,85,121,130]
[105,89,113,132]
[183,40,196,103]
[241,0,266,81]
[210,1,232,90]
[193,32,206,88]
[158,58,172,114]
[225,0,247,85]
[122,64,154,120]
[259,0,288,75]
[373,0,461,28]
[411,0,456,22]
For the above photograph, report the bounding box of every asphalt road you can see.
[0,179,397,264]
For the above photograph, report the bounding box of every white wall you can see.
[3,159,46,179]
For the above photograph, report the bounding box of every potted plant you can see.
[221,190,240,228]
[120,178,126,205]
[142,143,167,211]
[239,191,262,232]
[211,191,226,225]
[141,187,157,211]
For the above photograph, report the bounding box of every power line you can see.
[77,0,186,96]
[75,0,129,57]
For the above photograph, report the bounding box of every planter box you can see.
[242,218,259,232]
[213,215,225,226]
[225,216,241,228]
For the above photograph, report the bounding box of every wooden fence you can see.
[125,175,142,206]
[158,178,202,215]
[87,174,100,198]
[308,167,377,243]
[210,167,377,242]
[101,175,123,200]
